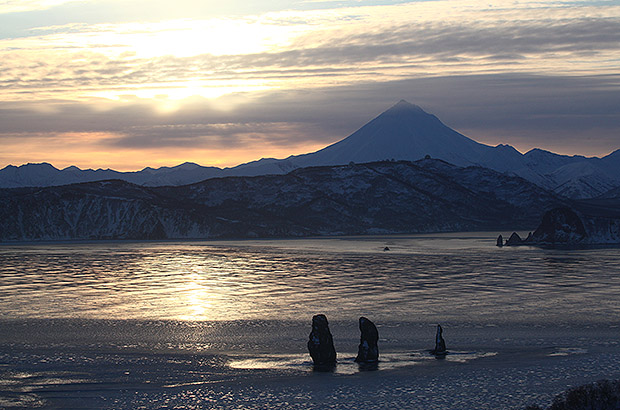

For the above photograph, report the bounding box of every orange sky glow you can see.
[1,0,619,170]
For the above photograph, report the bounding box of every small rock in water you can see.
[307,314,337,366]
[505,232,523,246]
[496,235,504,247]
[431,324,447,356]
[383,246,390,251]
[355,317,379,363]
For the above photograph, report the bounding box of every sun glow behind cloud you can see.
[0,0,87,14]
[3,1,619,103]
[39,17,306,59]
[0,0,619,169]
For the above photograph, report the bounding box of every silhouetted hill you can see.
[0,159,567,241]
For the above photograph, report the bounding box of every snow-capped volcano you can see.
[290,100,491,167]
[1,100,619,199]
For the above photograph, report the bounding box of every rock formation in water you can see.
[355,316,379,363]
[496,235,503,247]
[501,208,589,246]
[307,314,337,366]
[505,232,523,246]
[529,207,588,245]
[528,207,620,245]
[431,324,447,356]
[500,207,615,246]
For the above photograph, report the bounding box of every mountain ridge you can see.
[0,159,568,242]
[2,100,619,199]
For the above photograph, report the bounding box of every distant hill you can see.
[0,161,224,188]
[0,159,566,241]
[2,100,619,199]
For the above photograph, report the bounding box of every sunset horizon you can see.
[2,97,620,172]
[1,0,619,170]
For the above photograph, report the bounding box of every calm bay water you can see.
[1,233,619,409]
[1,233,619,324]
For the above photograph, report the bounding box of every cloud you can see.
[0,0,87,14]
[1,73,619,161]
[104,122,338,149]
[0,0,619,167]
[2,6,619,104]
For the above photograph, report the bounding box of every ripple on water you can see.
[0,235,619,324]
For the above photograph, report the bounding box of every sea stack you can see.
[505,232,523,246]
[431,324,447,356]
[307,314,337,366]
[496,235,503,247]
[530,207,588,244]
[355,317,379,363]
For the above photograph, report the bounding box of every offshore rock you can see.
[431,324,447,356]
[496,235,503,247]
[355,317,379,363]
[307,314,337,366]
[505,232,523,246]
[529,207,587,245]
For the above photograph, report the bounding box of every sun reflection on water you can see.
[1,236,620,324]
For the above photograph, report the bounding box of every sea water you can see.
[1,233,619,409]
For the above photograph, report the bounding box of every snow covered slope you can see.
[287,100,493,167]
[0,159,566,241]
[229,103,620,198]
[1,101,619,198]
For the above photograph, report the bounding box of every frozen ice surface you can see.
[1,320,620,409]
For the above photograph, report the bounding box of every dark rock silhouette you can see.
[496,234,503,247]
[307,314,337,366]
[431,324,447,356]
[383,246,390,251]
[505,232,523,246]
[355,317,379,363]
[499,207,620,248]
[530,207,587,244]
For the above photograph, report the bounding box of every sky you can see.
[1,0,619,171]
